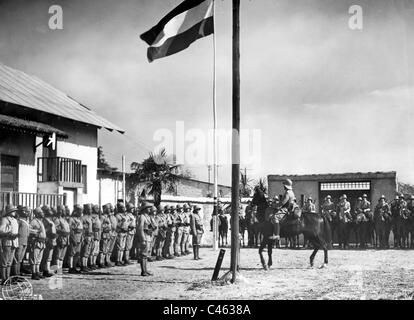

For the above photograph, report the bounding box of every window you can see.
[1,155,19,192]
[81,165,87,194]
[320,181,370,191]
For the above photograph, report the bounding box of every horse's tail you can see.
[322,216,333,249]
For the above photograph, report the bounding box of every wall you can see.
[99,176,121,207]
[176,178,231,198]
[0,130,37,193]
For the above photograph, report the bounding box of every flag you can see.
[140,0,214,62]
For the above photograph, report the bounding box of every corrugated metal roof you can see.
[0,114,68,138]
[0,62,124,133]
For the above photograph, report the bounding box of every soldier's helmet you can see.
[139,202,152,213]
[283,179,293,190]
[357,197,363,201]
[57,205,65,216]
[157,205,164,213]
[51,207,57,217]
[164,205,170,212]
[176,204,183,211]
[379,195,386,200]
[4,205,17,217]
[17,205,30,218]
[410,195,414,200]
[362,194,368,198]
[92,204,100,214]
[193,205,202,212]
[33,207,43,218]
[307,197,313,202]
[325,195,332,200]
[150,206,157,214]
[394,195,399,200]
[342,194,347,200]
[399,194,405,199]
[183,204,189,211]
[126,202,135,211]
[41,205,52,217]
[74,204,83,216]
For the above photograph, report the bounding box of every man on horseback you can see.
[268,179,298,240]
[302,197,316,215]
[321,195,336,222]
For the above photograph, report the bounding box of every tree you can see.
[130,148,182,207]
[239,171,253,197]
[97,146,118,171]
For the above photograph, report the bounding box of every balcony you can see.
[0,191,66,211]
[37,157,83,186]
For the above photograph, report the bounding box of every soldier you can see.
[361,194,374,247]
[124,203,136,265]
[115,202,129,266]
[68,205,84,274]
[80,204,93,272]
[106,204,117,267]
[40,205,57,277]
[174,204,185,257]
[321,195,336,222]
[302,197,316,214]
[89,205,102,270]
[190,205,204,260]
[0,205,19,284]
[337,194,352,249]
[53,205,70,274]
[147,206,158,261]
[181,204,192,256]
[374,195,391,249]
[98,204,112,268]
[162,205,175,259]
[12,206,30,276]
[136,203,155,276]
[155,205,167,261]
[29,208,46,280]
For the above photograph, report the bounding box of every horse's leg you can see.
[259,240,268,270]
[309,247,318,268]
[267,241,273,268]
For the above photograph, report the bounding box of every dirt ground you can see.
[29,248,414,300]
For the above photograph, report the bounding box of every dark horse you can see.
[218,213,229,247]
[259,212,332,270]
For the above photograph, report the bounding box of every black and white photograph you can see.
[0,0,414,306]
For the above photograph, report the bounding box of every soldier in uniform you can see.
[321,195,337,243]
[136,203,154,276]
[115,202,129,266]
[374,195,391,249]
[107,204,117,267]
[181,204,192,256]
[190,205,204,260]
[174,204,185,257]
[302,197,316,214]
[88,205,102,270]
[162,205,175,259]
[68,205,84,274]
[0,205,19,284]
[29,208,46,280]
[337,194,352,249]
[40,205,57,277]
[361,194,373,247]
[155,205,167,261]
[80,204,93,272]
[124,203,136,265]
[12,206,30,276]
[98,204,112,268]
[53,205,70,274]
[148,206,158,261]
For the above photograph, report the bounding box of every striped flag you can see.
[140,0,214,62]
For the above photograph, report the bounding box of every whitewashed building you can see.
[0,63,124,210]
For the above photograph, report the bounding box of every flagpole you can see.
[230,0,240,283]
[212,0,219,251]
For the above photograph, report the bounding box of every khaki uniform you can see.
[99,214,112,263]
[0,216,19,273]
[302,202,316,214]
[81,215,93,258]
[107,214,118,261]
[40,217,57,273]
[338,200,352,223]
[181,211,191,254]
[90,213,102,262]
[174,212,185,255]
[136,213,154,259]
[68,216,83,258]
[321,201,336,222]
[53,216,70,261]
[29,218,46,266]
[15,218,30,265]
[163,212,176,258]
[115,212,129,255]
[155,213,167,259]
[124,212,136,263]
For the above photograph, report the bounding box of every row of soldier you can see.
[0,201,205,284]
[244,193,414,249]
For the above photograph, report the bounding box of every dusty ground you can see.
[28,248,414,300]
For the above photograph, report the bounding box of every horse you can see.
[259,210,332,270]
[239,214,247,247]
[218,213,229,247]
[247,209,261,247]
[337,216,352,249]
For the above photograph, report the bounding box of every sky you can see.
[1,0,414,185]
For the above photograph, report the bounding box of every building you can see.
[268,171,398,210]
[0,62,124,210]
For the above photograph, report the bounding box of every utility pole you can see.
[230,0,241,284]
[122,155,126,203]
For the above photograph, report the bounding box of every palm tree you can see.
[130,148,180,207]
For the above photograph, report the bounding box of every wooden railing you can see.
[0,191,66,211]
[37,157,82,184]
